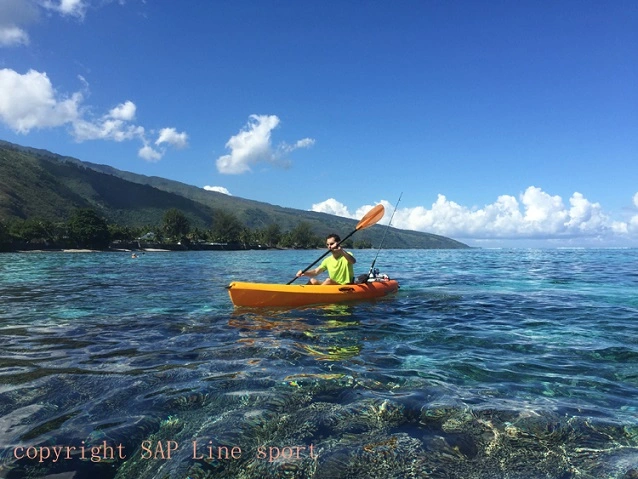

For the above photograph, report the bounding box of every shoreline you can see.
[3,245,288,254]
[13,248,173,253]
[3,242,275,253]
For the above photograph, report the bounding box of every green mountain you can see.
[0,140,469,249]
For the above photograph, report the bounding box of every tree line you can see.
[0,208,373,251]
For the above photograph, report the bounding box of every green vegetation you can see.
[0,207,331,251]
[210,210,245,243]
[0,139,470,251]
[163,208,191,241]
[67,208,111,249]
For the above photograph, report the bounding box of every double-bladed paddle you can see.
[287,203,385,284]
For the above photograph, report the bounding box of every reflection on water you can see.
[230,304,363,362]
[1,250,637,478]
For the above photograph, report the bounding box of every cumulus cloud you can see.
[138,144,163,162]
[135,128,188,161]
[312,198,354,219]
[0,0,89,48]
[108,100,136,121]
[0,68,188,162]
[72,100,145,142]
[312,187,636,244]
[216,115,279,174]
[40,0,88,19]
[0,25,30,46]
[203,186,232,195]
[216,114,315,174]
[0,69,82,132]
[0,0,38,47]
[630,192,638,234]
[156,127,189,148]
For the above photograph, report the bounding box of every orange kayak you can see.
[227,279,399,308]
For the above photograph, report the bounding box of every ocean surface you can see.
[0,248,637,479]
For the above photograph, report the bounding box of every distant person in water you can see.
[296,234,356,285]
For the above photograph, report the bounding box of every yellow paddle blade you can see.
[356,204,385,230]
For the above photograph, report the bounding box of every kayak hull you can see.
[227,279,399,308]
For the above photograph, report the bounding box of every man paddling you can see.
[296,234,356,285]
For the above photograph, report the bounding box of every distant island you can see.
[0,140,469,252]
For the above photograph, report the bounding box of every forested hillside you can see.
[0,140,469,250]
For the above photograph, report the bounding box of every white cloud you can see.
[279,137,316,153]
[312,198,355,219]
[108,100,136,121]
[0,68,82,132]
[203,186,231,195]
[630,192,638,234]
[294,138,315,148]
[312,187,637,245]
[216,114,315,174]
[138,144,162,162]
[134,128,188,162]
[73,115,144,142]
[40,0,88,19]
[0,68,188,162]
[156,127,188,148]
[0,3,184,163]
[0,25,29,46]
[566,192,605,233]
[0,0,38,47]
[216,115,279,174]
[0,0,88,48]
[72,103,145,142]
[520,187,566,227]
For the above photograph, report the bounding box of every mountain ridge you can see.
[0,139,469,249]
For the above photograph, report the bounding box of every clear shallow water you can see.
[0,249,637,479]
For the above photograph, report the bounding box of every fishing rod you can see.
[367,192,402,280]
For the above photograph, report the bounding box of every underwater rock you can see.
[106,377,638,479]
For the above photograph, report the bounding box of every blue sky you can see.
[1,0,636,247]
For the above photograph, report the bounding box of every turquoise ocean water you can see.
[0,249,637,478]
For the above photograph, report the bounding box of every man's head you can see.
[326,234,340,249]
